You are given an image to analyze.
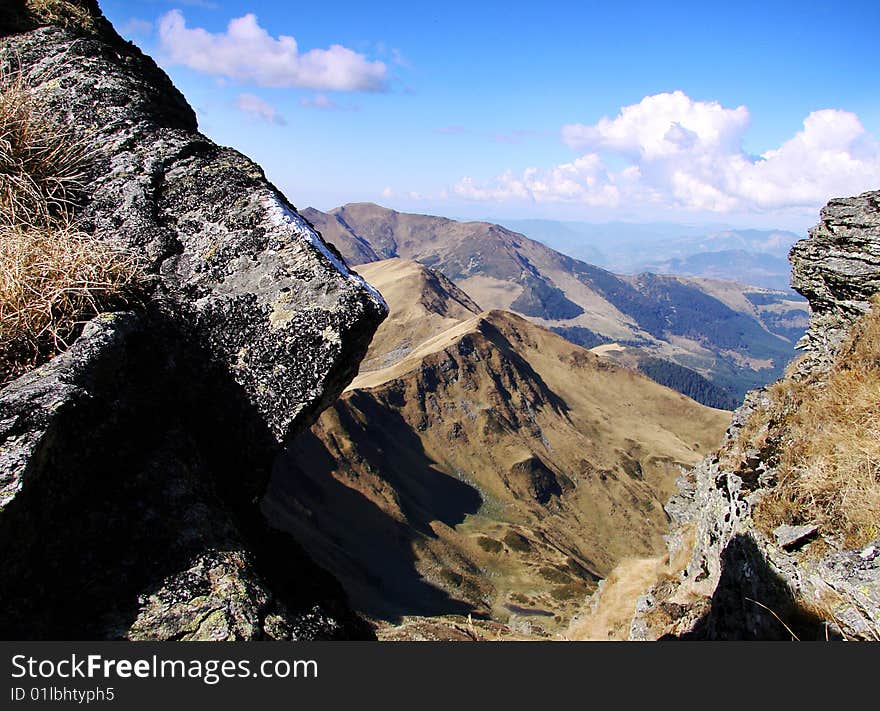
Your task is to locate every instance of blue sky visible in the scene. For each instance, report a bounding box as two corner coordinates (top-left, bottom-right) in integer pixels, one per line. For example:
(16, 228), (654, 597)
(102, 1), (880, 231)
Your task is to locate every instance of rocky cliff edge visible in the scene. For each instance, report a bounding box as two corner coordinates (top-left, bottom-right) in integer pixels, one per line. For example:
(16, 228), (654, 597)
(0, 0), (387, 639)
(630, 190), (880, 641)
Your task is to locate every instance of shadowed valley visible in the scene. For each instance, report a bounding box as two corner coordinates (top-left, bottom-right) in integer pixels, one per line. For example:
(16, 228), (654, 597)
(264, 258), (730, 637)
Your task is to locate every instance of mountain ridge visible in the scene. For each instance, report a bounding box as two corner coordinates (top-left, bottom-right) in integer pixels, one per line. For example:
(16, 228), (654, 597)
(305, 202), (809, 405)
(264, 257), (730, 635)
(493, 218), (802, 290)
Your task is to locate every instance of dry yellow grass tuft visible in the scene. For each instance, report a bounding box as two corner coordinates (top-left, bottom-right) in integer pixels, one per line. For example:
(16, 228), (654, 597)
(0, 65), (140, 383)
(24, 0), (96, 32)
(0, 66), (91, 227)
(751, 296), (880, 547)
(0, 223), (140, 381)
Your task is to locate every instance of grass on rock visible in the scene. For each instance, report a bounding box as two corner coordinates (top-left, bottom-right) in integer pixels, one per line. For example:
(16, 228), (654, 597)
(743, 297), (880, 548)
(0, 64), (140, 383)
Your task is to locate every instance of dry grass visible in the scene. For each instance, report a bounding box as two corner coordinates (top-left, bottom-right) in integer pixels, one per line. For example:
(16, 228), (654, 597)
(25, 1), (96, 32)
(0, 64), (141, 383)
(0, 66), (91, 228)
(0, 2), (98, 47)
(565, 556), (666, 640)
(806, 588), (880, 642)
(751, 297), (880, 548)
(0, 223), (140, 381)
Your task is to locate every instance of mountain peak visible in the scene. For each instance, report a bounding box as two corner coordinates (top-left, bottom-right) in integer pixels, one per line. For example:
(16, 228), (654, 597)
(350, 258), (481, 377)
(333, 201), (393, 213)
(305, 204), (807, 403)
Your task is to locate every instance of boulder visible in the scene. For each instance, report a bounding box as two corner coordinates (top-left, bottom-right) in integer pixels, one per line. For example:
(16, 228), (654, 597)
(0, 1), (386, 639)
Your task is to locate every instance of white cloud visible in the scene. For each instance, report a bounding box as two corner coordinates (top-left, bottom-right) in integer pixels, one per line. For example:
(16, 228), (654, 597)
(455, 157), (622, 207)
(236, 93), (286, 125)
(562, 90), (750, 159)
(157, 10), (388, 91)
(299, 94), (356, 111)
(381, 187), (395, 198)
(730, 110), (880, 209)
(455, 91), (880, 214)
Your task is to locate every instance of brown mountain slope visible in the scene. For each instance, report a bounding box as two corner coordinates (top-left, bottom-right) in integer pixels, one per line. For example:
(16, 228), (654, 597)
(352, 258), (481, 373)
(300, 206), (381, 266)
(306, 203), (808, 405)
(263, 260), (729, 636)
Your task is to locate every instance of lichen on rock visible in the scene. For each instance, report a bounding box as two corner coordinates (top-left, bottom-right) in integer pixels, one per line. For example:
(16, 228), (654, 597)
(790, 191), (880, 367)
(0, 0), (386, 639)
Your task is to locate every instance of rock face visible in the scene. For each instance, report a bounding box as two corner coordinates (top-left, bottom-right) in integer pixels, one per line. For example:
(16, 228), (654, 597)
(790, 191), (880, 366)
(630, 190), (880, 641)
(0, 1), (386, 639)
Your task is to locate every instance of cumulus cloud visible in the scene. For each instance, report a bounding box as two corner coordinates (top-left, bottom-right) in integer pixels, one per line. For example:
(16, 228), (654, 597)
(157, 10), (388, 91)
(562, 91), (750, 159)
(236, 93), (286, 125)
(455, 157), (623, 207)
(455, 91), (880, 214)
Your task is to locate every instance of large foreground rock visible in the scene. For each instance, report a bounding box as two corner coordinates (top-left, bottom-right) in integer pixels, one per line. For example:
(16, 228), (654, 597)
(0, 1), (386, 639)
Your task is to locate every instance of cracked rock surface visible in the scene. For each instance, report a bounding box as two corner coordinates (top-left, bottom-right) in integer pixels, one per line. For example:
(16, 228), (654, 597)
(790, 190), (880, 367)
(0, 1), (386, 639)
(630, 190), (880, 641)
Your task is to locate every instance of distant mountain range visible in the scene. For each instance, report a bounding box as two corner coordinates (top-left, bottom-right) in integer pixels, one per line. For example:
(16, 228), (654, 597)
(303, 203), (809, 404)
(495, 219), (802, 291)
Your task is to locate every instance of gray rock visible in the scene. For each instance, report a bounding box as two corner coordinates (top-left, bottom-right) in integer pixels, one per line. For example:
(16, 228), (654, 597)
(774, 524), (819, 551)
(2, 20), (386, 442)
(0, 2), (386, 639)
(809, 538), (880, 641)
(630, 189), (880, 641)
(790, 190), (880, 369)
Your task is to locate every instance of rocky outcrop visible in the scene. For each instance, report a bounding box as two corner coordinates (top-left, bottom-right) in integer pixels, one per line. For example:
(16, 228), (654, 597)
(630, 190), (880, 641)
(790, 190), (880, 366)
(0, 1), (386, 639)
